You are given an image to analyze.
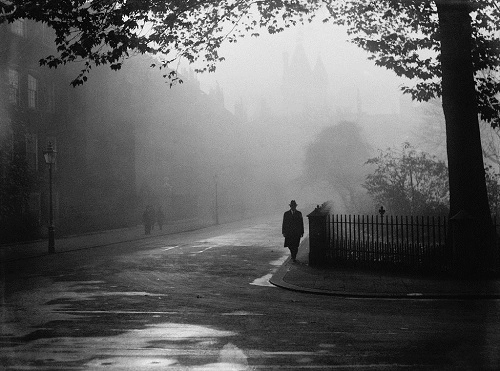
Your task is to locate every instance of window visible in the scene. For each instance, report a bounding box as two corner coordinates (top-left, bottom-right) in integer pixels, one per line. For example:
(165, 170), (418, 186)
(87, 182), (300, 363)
(0, 122), (14, 179)
(8, 69), (19, 105)
(40, 22), (54, 45)
(28, 74), (38, 109)
(25, 133), (38, 172)
(10, 19), (27, 37)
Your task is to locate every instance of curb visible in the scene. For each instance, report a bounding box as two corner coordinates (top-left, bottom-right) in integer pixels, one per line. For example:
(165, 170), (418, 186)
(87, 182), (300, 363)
(269, 250), (500, 300)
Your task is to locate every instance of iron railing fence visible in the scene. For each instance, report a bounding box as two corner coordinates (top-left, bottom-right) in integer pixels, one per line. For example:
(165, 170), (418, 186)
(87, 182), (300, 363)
(327, 214), (451, 272)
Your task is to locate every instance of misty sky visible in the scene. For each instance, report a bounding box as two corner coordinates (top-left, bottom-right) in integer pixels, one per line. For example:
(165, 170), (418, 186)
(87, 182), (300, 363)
(192, 18), (409, 117)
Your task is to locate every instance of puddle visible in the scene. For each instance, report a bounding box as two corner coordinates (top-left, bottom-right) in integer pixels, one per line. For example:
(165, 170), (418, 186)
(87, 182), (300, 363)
(221, 311), (263, 316)
(3, 322), (247, 370)
(0, 280), (170, 337)
(250, 274), (275, 287)
(96, 291), (169, 297)
(2, 278), (253, 369)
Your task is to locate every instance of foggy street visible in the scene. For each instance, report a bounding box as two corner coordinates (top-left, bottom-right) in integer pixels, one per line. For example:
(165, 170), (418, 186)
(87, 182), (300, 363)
(2, 2), (500, 370)
(1, 215), (499, 370)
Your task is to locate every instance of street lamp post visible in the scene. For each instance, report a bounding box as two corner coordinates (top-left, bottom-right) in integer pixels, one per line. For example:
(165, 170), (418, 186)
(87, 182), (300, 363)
(43, 142), (57, 253)
(214, 174), (219, 225)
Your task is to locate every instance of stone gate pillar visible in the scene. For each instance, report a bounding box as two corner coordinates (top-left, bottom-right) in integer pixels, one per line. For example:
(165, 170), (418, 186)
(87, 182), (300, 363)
(307, 204), (330, 267)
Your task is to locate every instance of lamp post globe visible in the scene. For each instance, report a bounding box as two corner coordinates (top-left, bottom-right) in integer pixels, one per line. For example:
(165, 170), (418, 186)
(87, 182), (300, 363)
(43, 142), (57, 253)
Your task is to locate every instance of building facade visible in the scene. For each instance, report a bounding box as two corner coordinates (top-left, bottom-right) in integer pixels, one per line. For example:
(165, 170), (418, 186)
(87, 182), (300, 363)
(1, 20), (256, 243)
(0, 19), (79, 242)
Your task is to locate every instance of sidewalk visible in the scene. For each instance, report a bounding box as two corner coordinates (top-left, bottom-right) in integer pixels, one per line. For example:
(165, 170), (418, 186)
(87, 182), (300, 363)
(0, 218), (210, 263)
(270, 238), (500, 299)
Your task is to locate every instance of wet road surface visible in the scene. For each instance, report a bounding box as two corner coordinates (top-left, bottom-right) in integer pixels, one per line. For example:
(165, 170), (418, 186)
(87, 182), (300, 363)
(1, 216), (500, 369)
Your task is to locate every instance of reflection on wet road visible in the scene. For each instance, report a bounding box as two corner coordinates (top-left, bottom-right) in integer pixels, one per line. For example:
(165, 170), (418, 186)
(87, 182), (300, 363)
(1, 217), (293, 369)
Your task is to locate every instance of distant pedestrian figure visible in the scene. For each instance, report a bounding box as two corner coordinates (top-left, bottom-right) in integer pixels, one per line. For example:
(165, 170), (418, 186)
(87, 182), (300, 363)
(282, 200), (304, 262)
(143, 205), (153, 235)
(156, 206), (165, 230)
(149, 205), (156, 231)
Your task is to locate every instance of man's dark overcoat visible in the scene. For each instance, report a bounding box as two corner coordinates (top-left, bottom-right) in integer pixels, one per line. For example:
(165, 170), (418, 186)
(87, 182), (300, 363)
(282, 210), (304, 248)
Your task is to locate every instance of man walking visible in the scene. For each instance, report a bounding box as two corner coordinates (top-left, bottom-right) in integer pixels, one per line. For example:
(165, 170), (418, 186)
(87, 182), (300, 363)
(156, 206), (165, 230)
(282, 200), (304, 262)
(142, 205), (153, 235)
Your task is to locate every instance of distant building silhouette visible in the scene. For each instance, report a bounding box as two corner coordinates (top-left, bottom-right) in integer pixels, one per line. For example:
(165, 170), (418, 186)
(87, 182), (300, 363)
(209, 81), (224, 108)
(356, 88), (364, 120)
(311, 56), (329, 112)
(281, 42), (329, 116)
(234, 97), (248, 123)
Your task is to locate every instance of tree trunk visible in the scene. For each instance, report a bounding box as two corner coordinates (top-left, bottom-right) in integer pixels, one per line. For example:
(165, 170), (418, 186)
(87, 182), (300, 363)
(436, 0), (496, 275)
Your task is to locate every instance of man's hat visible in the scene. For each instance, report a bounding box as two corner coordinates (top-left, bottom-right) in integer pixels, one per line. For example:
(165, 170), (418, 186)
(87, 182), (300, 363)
(289, 200), (297, 207)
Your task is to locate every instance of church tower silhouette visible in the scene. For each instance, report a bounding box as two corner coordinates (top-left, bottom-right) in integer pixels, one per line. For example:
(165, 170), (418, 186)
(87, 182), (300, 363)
(281, 41), (329, 116)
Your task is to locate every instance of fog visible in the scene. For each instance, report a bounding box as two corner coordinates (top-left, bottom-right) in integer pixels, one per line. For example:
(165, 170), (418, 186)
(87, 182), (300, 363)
(195, 21), (405, 117)
(1, 18), (430, 242)
(186, 19), (419, 213)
